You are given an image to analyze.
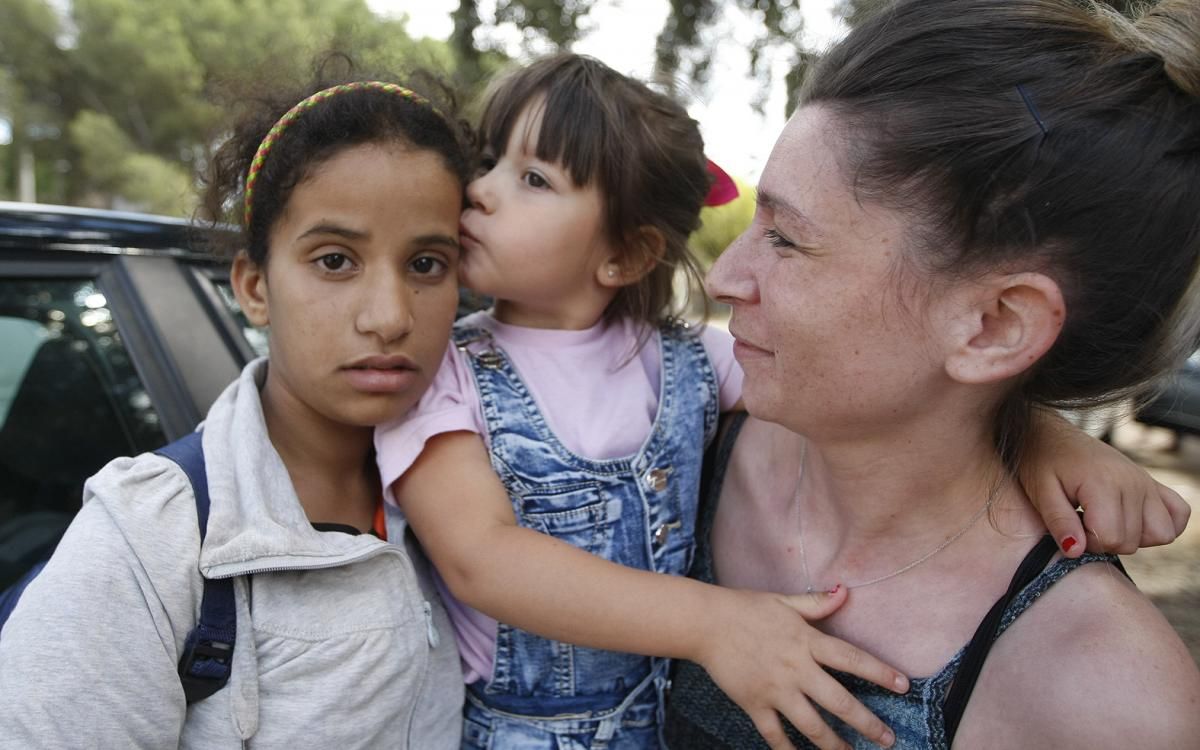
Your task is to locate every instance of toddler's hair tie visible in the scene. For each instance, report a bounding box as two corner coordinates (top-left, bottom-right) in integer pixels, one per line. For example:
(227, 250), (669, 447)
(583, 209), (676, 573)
(704, 159), (739, 207)
(243, 81), (443, 227)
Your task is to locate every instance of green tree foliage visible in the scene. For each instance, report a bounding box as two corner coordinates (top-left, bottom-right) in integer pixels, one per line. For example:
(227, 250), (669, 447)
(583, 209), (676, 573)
(452, 0), (487, 85)
(0, 0), (1149, 212)
(448, 0), (585, 117)
(653, 0), (722, 93)
(0, 0), (454, 213)
(495, 0), (594, 50)
(654, 0), (804, 111)
(448, 0), (517, 118)
(654, 0), (1146, 119)
(69, 110), (194, 215)
(691, 177), (755, 267)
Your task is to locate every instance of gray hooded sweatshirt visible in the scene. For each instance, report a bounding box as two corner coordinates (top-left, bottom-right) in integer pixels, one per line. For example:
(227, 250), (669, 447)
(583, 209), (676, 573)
(0, 359), (464, 749)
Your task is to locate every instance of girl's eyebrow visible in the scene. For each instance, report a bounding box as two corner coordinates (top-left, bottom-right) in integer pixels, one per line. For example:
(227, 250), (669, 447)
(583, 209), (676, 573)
(413, 233), (461, 251)
(297, 223), (459, 251)
(296, 222), (368, 242)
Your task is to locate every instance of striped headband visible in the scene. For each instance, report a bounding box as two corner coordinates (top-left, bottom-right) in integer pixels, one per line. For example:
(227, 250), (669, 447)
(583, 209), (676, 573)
(243, 81), (443, 227)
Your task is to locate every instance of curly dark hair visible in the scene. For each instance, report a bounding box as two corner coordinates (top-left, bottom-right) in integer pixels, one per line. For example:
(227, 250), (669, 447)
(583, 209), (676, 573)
(201, 55), (473, 266)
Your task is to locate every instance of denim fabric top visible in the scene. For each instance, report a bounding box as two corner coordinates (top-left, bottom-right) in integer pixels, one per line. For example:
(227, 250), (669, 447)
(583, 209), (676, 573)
(455, 321), (721, 718)
(664, 412), (1122, 749)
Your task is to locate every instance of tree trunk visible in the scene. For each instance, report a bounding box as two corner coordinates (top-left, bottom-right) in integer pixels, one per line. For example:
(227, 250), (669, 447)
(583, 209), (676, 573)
(17, 143), (35, 202)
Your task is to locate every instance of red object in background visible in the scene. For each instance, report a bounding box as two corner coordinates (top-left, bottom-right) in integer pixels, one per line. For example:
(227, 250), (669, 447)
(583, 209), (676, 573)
(704, 159), (739, 207)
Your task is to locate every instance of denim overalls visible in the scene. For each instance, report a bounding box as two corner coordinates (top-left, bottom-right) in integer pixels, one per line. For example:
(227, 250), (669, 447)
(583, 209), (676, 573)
(454, 320), (720, 750)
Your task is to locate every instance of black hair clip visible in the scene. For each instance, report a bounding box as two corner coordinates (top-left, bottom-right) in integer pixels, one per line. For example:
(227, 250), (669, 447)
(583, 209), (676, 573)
(1016, 83), (1049, 138)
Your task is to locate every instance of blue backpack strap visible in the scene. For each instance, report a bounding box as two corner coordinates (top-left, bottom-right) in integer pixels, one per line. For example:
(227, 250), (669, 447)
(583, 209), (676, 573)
(155, 430), (236, 704)
(0, 559), (50, 630)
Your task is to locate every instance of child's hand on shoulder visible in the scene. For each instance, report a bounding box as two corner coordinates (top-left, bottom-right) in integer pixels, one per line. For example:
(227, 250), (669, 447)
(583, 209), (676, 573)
(697, 585), (906, 750)
(1021, 411), (1190, 557)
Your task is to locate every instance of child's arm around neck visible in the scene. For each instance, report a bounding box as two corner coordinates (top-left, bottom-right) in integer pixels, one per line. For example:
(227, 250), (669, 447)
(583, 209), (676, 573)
(393, 430), (908, 749)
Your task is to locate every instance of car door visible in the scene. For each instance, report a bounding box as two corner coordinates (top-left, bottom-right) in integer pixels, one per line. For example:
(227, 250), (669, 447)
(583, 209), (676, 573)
(0, 248), (246, 590)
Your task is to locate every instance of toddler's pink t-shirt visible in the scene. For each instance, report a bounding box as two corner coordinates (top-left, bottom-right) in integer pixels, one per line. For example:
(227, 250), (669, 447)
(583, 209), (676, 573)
(375, 311), (743, 683)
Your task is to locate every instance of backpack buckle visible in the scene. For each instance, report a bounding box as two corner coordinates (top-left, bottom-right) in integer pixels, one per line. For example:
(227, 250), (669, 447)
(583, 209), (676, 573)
(177, 628), (235, 703)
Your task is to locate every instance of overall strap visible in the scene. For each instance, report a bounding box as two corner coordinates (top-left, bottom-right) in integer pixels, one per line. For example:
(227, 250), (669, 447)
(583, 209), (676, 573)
(942, 534), (1129, 744)
(451, 324), (556, 460)
(453, 321), (621, 479)
(155, 431), (236, 704)
(657, 322), (722, 451)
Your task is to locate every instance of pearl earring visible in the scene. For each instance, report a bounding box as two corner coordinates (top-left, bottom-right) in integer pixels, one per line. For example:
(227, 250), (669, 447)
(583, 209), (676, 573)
(607, 267), (617, 278)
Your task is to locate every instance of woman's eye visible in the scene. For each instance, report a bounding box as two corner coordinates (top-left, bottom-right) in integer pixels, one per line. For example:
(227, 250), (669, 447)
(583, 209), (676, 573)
(763, 228), (794, 249)
(318, 253), (352, 271)
(410, 256), (447, 276)
(523, 171), (548, 189)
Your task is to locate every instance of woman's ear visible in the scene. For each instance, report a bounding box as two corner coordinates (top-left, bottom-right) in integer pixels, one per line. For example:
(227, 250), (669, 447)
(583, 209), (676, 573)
(597, 226), (666, 288)
(943, 272), (1065, 384)
(231, 251), (270, 328)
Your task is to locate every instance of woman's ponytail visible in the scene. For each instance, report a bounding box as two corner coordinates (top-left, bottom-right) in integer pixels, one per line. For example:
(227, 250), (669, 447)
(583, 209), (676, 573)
(1096, 0), (1200, 97)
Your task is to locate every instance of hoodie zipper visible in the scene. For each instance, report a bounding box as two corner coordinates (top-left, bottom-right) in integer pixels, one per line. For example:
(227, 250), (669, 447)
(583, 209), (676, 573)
(202, 537), (398, 580)
(209, 537), (445, 746)
(404, 605), (435, 746)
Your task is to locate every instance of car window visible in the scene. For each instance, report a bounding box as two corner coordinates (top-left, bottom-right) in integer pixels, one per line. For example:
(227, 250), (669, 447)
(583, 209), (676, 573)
(0, 318), (43, 425)
(0, 278), (166, 590)
(212, 280), (269, 358)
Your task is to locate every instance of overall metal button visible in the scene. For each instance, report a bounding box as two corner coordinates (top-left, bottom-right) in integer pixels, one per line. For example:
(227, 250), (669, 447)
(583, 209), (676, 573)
(644, 467), (671, 492)
(475, 351), (504, 368)
(653, 521), (682, 547)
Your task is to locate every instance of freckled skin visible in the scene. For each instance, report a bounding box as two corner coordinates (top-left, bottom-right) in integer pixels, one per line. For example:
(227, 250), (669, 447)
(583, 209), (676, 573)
(706, 107), (951, 441)
(253, 145), (464, 431)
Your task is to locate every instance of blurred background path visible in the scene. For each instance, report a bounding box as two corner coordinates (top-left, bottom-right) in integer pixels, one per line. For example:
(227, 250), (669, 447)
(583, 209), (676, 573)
(1112, 422), (1200, 665)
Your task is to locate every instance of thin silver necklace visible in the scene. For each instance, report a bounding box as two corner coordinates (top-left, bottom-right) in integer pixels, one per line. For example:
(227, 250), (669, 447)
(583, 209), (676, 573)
(793, 452), (996, 593)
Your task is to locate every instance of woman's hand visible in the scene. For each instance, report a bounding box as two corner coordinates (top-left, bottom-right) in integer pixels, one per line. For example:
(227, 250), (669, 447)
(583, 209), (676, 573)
(1022, 411), (1190, 556)
(697, 585), (907, 750)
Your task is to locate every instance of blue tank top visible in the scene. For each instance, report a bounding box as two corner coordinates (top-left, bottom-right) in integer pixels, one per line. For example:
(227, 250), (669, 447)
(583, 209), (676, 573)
(664, 413), (1127, 749)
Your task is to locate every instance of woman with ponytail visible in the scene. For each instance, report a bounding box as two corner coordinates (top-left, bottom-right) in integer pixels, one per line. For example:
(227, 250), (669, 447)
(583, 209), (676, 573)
(666, 1), (1200, 747)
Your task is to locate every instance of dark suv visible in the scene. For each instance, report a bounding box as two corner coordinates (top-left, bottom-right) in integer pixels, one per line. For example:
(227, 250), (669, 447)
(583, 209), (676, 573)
(0, 202), (263, 591)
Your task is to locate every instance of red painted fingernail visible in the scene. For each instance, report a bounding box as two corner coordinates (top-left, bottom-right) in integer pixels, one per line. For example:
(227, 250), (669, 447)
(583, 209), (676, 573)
(1061, 536), (1078, 553)
(826, 584), (841, 595)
